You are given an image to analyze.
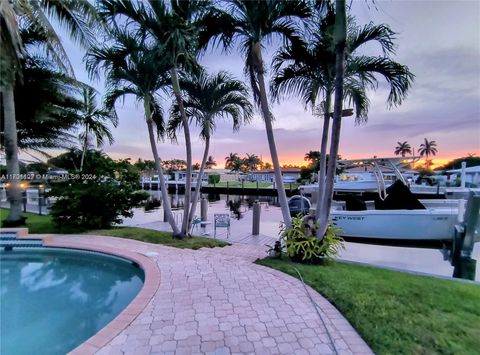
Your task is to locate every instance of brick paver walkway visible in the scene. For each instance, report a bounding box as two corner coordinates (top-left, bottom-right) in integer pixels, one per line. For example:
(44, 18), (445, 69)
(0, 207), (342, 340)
(51, 235), (372, 355)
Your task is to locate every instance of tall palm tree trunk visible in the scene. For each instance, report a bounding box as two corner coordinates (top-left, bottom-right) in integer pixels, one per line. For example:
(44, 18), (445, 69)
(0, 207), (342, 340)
(144, 98), (181, 236)
(318, 0), (347, 238)
(170, 67), (192, 237)
(188, 136), (210, 228)
(316, 92), (332, 221)
(254, 44), (292, 227)
(79, 125), (89, 171)
(2, 82), (22, 222)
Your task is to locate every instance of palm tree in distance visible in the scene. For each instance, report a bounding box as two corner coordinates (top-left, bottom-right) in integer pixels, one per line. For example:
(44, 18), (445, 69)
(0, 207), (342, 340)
(225, 153), (240, 170)
(245, 153), (262, 171)
(98, 0), (221, 237)
(168, 70), (252, 227)
(86, 28), (181, 236)
(1, 0), (98, 223)
(79, 88), (118, 171)
(205, 156), (217, 169)
(199, 0), (311, 227)
(394, 141), (412, 157)
(418, 138), (438, 164)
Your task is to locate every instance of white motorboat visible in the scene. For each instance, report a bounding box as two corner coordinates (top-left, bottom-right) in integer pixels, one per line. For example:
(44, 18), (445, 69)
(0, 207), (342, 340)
(330, 203), (459, 241)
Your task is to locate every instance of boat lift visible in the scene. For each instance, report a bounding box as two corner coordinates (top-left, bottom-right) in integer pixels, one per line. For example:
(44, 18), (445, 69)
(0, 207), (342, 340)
(451, 191), (480, 280)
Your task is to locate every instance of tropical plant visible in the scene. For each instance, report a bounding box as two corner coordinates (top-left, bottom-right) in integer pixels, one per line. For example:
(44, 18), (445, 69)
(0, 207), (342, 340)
(244, 153), (262, 171)
(85, 27), (181, 236)
(279, 216), (344, 262)
(208, 174), (220, 184)
(273, 2), (414, 237)
(98, 0), (220, 237)
(0, 0), (98, 224)
(199, 0), (312, 228)
(225, 153), (240, 170)
(78, 87), (118, 171)
(14, 55), (84, 152)
(394, 141), (412, 157)
(205, 156), (217, 169)
(418, 138), (438, 160)
(48, 151), (148, 229)
(169, 70), (252, 227)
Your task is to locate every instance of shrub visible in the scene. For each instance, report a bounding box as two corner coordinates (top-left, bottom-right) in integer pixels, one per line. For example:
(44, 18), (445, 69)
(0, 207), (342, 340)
(279, 215), (344, 263)
(48, 181), (148, 229)
(208, 174), (220, 184)
(47, 151), (148, 229)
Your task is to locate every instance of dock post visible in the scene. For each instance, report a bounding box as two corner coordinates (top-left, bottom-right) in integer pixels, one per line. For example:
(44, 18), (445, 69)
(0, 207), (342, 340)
(22, 191), (27, 212)
(252, 200), (261, 235)
(460, 162), (467, 188)
(201, 198), (208, 222)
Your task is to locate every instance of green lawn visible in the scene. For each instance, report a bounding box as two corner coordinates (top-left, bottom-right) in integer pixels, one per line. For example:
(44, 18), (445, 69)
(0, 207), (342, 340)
(0, 208), (228, 249)
(257, 258), (480, 355)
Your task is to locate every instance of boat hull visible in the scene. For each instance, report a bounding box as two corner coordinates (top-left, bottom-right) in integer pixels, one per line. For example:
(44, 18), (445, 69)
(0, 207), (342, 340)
(330, 209), (458, 240)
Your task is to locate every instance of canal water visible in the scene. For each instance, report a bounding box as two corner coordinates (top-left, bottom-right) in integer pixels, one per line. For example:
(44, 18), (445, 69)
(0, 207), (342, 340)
(121, 191), (480, 282)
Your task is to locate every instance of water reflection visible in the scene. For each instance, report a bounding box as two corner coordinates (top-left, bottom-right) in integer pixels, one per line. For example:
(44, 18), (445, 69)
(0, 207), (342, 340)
(0, 249), (144, 355)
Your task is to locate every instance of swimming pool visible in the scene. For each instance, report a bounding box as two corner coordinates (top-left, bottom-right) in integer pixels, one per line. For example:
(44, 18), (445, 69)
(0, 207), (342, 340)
(0, 247), (144, 355)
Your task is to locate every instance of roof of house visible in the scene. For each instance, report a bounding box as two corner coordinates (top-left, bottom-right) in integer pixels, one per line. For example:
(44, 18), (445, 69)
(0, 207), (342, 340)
(447, 166), (480, 174)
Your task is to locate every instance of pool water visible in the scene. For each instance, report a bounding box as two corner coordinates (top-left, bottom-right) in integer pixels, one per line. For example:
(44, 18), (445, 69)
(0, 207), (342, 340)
(0, 248), (144, 355)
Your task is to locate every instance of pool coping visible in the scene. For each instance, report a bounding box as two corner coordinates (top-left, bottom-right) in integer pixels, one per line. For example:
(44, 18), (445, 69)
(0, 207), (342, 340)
(10, 231), (160, 355)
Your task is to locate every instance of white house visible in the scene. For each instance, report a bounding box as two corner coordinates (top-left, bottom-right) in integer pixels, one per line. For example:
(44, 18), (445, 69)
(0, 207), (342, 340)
(248, 168), (301, 183)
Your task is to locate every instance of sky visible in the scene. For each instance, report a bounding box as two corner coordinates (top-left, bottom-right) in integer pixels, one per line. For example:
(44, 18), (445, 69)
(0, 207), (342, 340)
(34, 0), (480, 169)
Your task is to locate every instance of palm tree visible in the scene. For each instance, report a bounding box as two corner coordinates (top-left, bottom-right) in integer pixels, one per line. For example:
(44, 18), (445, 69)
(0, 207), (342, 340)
(98, 0), (220, 237)
(168, 70), (252, 228)
(199, 0), (311, 227)
(244, 153), (262, 171)
(225, 153), (240, 170)
(79, 87), (118, 171)
(273, 3), (414, 236)
(205, 156), (217, 169)
(304, 150), (321, 165)
(1, 0), (97, 223)
(86, 28), (181, 236)
(418, 138), (438, 161)
(394, 141), (412, 157)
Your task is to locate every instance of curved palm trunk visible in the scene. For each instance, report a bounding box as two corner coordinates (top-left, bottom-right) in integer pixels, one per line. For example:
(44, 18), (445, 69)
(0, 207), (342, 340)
(315, 92), (332, 221)
(79, 125), (89, 171)
(318, 0), (347, 239)
(2, 82), (22, 222)
(144, 98), (180, 236)
(255, 45), (292, 227)
(171, 67), (192, 237)
(188, 136), (210, 228)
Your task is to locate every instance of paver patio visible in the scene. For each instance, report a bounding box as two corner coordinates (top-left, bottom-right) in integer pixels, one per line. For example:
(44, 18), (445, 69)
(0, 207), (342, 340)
(46, 235), (372, 355)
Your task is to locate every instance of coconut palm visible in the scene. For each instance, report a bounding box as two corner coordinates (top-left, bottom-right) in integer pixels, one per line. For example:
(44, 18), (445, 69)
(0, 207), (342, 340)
(168, 70), (253, 227)
(79, 87), (118, 171)
(394, 141), (412, 157)
(304, 150), (321, 166)
(244, 153), (262, 171)
(85, 28), (181, 236)
(225, 153), (240, 170)
(1, 0), (97, 223)
(199, 0), (311, 227)
(98, 0), (220, 237)
(15, 55), (84, 153)
(418, 138), (438, 160)
(205, 156), (217, 169)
